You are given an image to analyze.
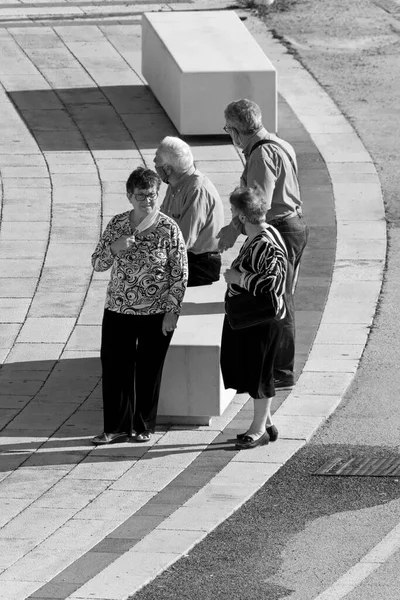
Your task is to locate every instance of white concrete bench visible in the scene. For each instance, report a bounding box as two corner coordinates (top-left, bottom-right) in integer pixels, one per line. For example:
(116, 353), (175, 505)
(141, 10), (277, 135)
(158, 278), (236, 426)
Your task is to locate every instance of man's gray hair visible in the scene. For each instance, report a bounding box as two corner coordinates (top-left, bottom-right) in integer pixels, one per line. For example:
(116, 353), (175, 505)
(224, 99), (263, 135)
(158, 136), (194, 171)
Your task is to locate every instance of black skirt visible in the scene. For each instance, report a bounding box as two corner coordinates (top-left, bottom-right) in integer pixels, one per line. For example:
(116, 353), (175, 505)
(220, 316), (284, 399)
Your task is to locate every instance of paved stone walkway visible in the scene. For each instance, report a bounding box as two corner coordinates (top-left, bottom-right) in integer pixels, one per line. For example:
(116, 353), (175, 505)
(0, 2), (385, 600)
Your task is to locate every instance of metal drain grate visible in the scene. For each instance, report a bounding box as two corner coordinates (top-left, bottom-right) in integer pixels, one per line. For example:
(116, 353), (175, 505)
(313, 456), (400, 477)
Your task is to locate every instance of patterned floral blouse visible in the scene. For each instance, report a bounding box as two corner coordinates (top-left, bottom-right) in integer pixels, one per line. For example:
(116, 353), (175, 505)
(227, 225), (287, 316)
(92, 211), (188, 315)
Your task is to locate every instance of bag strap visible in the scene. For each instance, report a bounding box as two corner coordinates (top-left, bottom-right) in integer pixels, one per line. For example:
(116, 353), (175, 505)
(249, 139), (298, 176)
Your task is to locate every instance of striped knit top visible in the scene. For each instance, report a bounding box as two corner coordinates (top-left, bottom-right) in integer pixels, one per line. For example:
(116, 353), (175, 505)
(227, 225), (288, 317)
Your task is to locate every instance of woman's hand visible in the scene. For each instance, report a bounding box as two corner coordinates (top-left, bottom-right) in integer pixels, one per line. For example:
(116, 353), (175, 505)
(217, 223), (240, 252)
(224, 268), (242, 286)
(162, 312), (178, 336)
(111, 235), (135, 255)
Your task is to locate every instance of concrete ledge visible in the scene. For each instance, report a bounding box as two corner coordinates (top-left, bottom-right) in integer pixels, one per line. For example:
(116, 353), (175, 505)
(159, 279), (235, 425)
(141, 10), (277, 134)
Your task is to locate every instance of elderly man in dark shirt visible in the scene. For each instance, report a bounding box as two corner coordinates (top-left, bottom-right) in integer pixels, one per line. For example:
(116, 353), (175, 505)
(218, 99), (309, 389)
(154, 136), (224, 287)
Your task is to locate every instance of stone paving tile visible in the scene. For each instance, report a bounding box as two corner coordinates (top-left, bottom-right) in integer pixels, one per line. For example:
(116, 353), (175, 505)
(0, 395), (31, 410)
(0, 241), (47, 260)
(0, 520), (122, 590)
(2, 403), (72, 432)
(74, 490), (156, 521)
(0, 222), (49, 241)
(0, 379), (43, 396)
(22, 451), (89, 470)
(0, 298), (31, 323)
(315, 323), (371, 345)
(0, 154), (47, 167)
(18, 318), (76, 344)
(29, 292), (87, 319)
(332, 260), (384, 282)
(0, 504), (76, 542)
(2, 177), (49, 190)
(277, 393), (342, 418)
(338, 219), (386, 240)
(35, 478), (111, 511)
(0, 535), (40, 570)
(0, 580), (42, 600)
(38, 266), (93, 294)
(110, 463), (183, 493)
(65, 326), (101, 351)
(295, 371), (354, 396)
(0, 260), (42, 279)
(0, 323), (21, 347)
(2, 184), (51, 200)
(67, 456), (135, 481)
(304, 359), (360, 373)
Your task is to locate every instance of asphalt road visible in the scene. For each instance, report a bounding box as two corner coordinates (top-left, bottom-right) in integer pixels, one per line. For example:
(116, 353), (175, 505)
(130, 1), (400, 598)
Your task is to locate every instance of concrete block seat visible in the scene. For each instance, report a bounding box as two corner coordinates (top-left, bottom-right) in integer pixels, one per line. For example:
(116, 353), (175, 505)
(158, 278), (235, 426)
(141, 11), (277, 135)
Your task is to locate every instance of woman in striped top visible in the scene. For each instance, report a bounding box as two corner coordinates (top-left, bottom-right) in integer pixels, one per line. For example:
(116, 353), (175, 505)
(220, 186), (287, 449)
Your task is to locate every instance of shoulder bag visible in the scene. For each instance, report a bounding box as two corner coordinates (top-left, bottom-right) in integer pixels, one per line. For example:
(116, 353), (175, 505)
(225, 290), (285, 330)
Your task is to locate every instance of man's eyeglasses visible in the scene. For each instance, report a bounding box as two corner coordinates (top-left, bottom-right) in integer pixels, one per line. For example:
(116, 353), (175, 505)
(134, 192), (158, 201)
(223, 125), (234, 134)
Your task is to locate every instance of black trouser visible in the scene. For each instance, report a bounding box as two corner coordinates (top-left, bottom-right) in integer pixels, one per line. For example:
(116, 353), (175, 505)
(187, 251), (221, 287)
(270, 213), (309, 380)
(100, 309), (173, 435)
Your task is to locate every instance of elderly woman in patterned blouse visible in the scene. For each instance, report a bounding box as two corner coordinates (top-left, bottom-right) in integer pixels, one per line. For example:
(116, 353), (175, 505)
(91, 167), (188, 445)
(221, 186), (287, 450)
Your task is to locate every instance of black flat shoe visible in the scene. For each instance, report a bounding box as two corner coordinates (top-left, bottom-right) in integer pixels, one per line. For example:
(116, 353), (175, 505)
(235, 431), (270, 449)
(91, 432), (129, 445)
(237, 425), (278, 443)
(274, 378), (294, 389)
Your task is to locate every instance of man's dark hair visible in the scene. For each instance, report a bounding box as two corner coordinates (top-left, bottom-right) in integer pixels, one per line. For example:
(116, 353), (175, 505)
(126, 167), (161, 195)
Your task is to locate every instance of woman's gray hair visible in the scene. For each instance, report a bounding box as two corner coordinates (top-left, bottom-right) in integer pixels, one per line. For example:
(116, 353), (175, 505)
(229, 185), (268, 224)
(224, 99), (263, 135)
(157, 136), (194, 172)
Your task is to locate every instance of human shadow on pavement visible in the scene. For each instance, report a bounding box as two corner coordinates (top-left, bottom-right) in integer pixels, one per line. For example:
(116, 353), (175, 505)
(0, 355), (241, 473)
(7, 86), (233, 153)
